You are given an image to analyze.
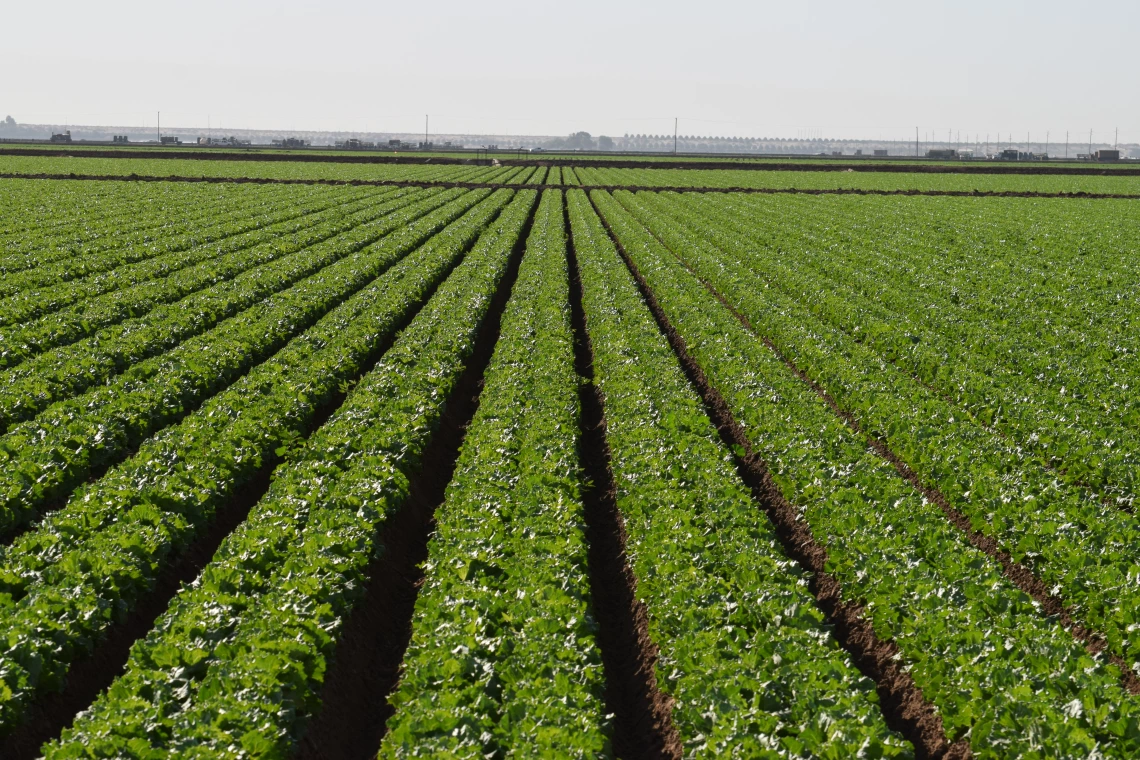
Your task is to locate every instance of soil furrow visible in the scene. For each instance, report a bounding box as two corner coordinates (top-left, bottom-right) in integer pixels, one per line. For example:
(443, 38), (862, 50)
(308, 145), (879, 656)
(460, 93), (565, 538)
(563, 192), (683, 760)
(632, 205), (1140, 698)
(0, 197), (512, 759)
(2, 174), (1139, 200)
(0, 199), (444, 549)
(0, 386), (365, 760)
(291, 194), (538, 760)
(584, 191), (968, 760)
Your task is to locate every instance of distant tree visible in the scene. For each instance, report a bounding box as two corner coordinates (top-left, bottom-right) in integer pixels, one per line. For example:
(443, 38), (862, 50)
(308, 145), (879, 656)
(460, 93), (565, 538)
(598, 135), (614, 151)
(544, 131), (597, 151)
(565, 131), (595, 150)
(3, 116), (14, 126)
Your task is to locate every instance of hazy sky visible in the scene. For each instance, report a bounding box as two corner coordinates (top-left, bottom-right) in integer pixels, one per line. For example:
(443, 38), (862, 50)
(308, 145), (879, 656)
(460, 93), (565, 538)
(3, 0), (1136, 142)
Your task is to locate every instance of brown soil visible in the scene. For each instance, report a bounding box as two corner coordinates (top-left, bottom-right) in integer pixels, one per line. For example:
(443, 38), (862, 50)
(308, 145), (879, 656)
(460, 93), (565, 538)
(563, 191), (683, 760)
(0, 195), (519, 757)
(585, 192), (969, 759)
(0, 192), (447, 549)
(292, 193), (537, 760)
(630, 206), (1140, 699)
(3, 147), (1137, 176)
(0, 455), (273, 759)
(531, 159), (1140, 176)
(3, 173), (1140, 200)
(0, 148), (474, 165)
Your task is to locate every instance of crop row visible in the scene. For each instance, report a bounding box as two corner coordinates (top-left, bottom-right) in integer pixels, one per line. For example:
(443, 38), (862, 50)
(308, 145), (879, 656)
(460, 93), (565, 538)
(0, 186), (476, 542)
(0, 164), (508, 257)
(0, 184), (329, 297)
(0, 185), (387, 367)
(694, 192), (1140, 504)
(567, 189), (910, 757)
(0, 185), (374, 331)
(571, 165), (1140, 195)
(0, 156), (520, 184)
(0, 180), (164, 238)
(0, 188), (513, 733)
(44, 189), (537, 758)
(0, 183), (300, 266)
(616, 189), (1140, 674)
(0, 186), (441, 436)
(596, 188), (1140, 755)
(379, 190), (611, 757)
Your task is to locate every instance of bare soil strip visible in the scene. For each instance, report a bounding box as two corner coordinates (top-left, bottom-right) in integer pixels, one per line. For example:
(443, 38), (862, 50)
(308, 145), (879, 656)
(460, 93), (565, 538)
(3, 173), (1139, 200)
(292, 195), (537, 760)
(635, 208), (1140, 699)
(585, 193), (969, 760)
(533, 159), (1140, 176)
(563, 192), (683, 760)
(3, 148), (1138, 176)
(0, 148), (471, 165)
(0, 199), (514, 760)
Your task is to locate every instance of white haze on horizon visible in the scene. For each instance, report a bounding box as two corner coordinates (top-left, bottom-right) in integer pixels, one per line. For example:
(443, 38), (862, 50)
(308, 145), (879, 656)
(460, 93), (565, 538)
(2, 0), (1136, 144)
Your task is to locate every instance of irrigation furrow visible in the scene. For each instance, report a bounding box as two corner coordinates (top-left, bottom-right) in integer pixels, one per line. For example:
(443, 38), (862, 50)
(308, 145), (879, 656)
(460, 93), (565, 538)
(563, 191), (683, 760)
(294, 192), (538, 760)
(0, 188), (443, 434)
(0, 188), (393, 367)
(0, 190), (513, 751)
(647, 225), (1140, 696)
(0, 189), (483, 542)
(584, 192), (965, 759)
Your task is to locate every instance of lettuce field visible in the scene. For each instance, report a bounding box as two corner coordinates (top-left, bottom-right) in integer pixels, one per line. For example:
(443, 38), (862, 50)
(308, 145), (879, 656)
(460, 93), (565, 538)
(0, 156), (1138, 759)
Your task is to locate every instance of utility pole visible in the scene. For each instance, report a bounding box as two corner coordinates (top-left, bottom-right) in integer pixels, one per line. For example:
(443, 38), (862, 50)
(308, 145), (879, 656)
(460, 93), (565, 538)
(1115, 127), (1119, 149)
(425, 115), (429, 148)
(157, 111), (160, 142)
(915, 126), (919, 157)
(1065, 131), (1069, 159)
(674, 117), (678, 155)
(1045, 131), (1049, 159)
(1089, 129), (1093, 155)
